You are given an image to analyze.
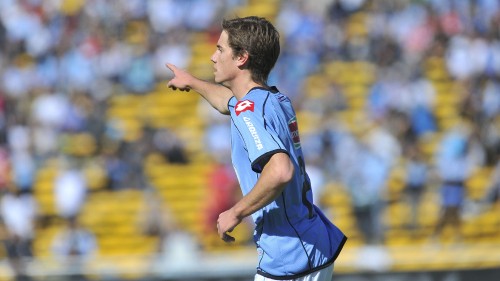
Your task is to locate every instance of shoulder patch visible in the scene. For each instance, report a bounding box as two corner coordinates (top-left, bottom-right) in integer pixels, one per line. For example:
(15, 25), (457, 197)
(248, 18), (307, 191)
(288, 117), (301, 149)
(235, 100), (255, 116)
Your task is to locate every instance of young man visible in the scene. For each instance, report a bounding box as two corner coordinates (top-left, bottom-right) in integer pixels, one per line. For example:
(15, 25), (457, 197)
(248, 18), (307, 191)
(166, 16), (346, 281)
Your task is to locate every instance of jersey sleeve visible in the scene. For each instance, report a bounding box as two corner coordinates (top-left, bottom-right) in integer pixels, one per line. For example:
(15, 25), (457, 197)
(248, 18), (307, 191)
(231, 95), (288, 173)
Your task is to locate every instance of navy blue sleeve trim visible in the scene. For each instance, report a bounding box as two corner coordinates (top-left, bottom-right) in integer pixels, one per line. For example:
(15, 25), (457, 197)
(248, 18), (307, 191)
(256, 235), (347, 280)
(251, 149), (289, 173)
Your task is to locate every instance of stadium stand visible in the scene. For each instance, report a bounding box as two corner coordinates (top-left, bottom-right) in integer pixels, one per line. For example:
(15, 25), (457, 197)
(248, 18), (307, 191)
(1, 0), (500, 280)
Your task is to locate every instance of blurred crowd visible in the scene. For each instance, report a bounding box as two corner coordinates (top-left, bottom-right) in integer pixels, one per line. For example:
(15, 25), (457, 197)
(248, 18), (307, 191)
(269, 0), (500, 245)
(0, 0), (499, 277)
(0, 0), (241, 278)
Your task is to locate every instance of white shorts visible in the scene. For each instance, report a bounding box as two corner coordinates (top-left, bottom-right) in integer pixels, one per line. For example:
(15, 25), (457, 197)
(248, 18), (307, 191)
(254, 263), (334, 281)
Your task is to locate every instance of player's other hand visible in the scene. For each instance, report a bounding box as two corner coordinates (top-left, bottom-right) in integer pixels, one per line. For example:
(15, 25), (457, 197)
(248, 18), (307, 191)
(165, 63), (191, 92)
(217, 209), (241, 243)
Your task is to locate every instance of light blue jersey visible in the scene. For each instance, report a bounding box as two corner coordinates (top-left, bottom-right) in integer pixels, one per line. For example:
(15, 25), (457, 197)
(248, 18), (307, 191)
(228, 87), (347, 279)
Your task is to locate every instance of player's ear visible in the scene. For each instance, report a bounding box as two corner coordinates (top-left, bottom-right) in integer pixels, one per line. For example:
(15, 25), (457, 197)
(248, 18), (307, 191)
(236, 51), (249, 67)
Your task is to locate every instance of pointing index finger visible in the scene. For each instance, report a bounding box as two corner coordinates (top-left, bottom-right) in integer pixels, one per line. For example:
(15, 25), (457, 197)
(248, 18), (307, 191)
(165, 63), (176, 72)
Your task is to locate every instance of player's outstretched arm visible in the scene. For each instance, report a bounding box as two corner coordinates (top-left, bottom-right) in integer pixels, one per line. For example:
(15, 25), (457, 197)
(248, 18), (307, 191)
(166, 63), (233, 115)
(217, 152), (294, 242)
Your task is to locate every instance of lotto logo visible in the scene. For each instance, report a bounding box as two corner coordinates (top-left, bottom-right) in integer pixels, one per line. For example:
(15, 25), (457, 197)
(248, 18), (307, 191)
(235, 100), (254, 116)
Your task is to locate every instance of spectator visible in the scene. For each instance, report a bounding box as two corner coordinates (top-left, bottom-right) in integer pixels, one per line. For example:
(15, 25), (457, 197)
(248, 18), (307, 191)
(0, 185), (38, 280)
(403, 143), (428, 232)
(353, 142), (390, 245)
(333, 126), (389, 245)
(103, 149), (130, 191)
(152, 128), (189, 164)
(54, 159), (87, 220)
(120, 30), (155, 94)
(432, 126), (475, 243)
(51, 216), (97, 258)
(0, 147), (11, 192)
(477, 149), (500, 212)
(51, 216), (97, 281)
(137, 187), (177, 253)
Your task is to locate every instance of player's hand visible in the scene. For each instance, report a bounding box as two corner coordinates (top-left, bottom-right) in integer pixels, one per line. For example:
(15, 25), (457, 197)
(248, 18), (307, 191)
(165, 63), (191, 92)
(217, 209), (241, 243)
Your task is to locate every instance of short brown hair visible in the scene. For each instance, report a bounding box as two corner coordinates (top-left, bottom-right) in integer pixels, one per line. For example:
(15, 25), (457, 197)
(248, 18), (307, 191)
(222, 16), (280, 86)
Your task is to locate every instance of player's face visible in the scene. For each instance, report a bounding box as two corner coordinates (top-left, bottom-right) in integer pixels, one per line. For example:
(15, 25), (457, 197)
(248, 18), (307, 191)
(211, 31), (239, 85)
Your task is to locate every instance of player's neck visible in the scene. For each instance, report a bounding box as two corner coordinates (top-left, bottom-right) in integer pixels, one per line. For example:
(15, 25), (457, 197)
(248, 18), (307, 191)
(228, 75), (262, 100)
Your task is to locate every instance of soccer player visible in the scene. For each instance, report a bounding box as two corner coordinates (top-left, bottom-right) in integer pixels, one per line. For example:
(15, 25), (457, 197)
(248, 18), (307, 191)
(166, 16), (346, 281)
